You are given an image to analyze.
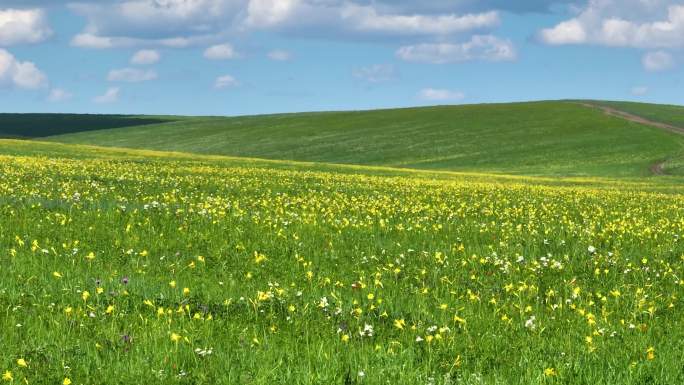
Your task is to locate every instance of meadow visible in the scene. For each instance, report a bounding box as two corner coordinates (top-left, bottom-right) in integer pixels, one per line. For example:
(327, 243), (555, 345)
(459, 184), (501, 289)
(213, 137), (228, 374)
(2, 136), (684, 384)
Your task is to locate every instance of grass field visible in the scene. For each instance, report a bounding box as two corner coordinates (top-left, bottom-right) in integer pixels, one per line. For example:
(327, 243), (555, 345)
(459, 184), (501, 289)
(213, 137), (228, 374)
(2, 139), (684, 384)
(42, 101), (684, 178)
(2, 100), (684, 384)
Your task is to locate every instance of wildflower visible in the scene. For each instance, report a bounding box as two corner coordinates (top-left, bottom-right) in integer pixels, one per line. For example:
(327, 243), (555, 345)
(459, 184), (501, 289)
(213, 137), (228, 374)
(86, 252), (95, 260)
(393, 319), (406, 330)
(63, 378), (72, 385)
(544, 368), (557, 377)
(170, 333), (182, 343)
(169, 281), (176, 288)
(647, 347), (655, 360)
(105, 305), (114, 315)
(341, 334), (350, 343)
(82, 291), (90, 302)
(360, 324), (374, 337)
(64, 307), (73, 315)
(588, 246), (596, 254)
(2, 371), (12, 382)
(16, 359), (27, 368)
(183, 287), (190, 296)
(53, 271), (63, 279)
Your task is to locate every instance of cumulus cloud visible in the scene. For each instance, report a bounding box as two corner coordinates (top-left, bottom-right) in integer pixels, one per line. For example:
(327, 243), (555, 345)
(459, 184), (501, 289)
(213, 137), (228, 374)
(214, 74), (239, 89)
(107, 68), (158, 82)
(68, 0), (503, 48)
(131, 49), (160, 65)
(94, 87), (120, 103)
(0, 8), (52, 46)
(397, 35), (516, 64)
(642, 51), (675, 71)
(47, 88), (73, 102)
(0, 49), (48, 89)
(353, 64), (396, 83)
(268, 49), (292, 61)
(204, 43), (239, 60)
(539, 1), (684, 49)
(418, 88), (465, 101)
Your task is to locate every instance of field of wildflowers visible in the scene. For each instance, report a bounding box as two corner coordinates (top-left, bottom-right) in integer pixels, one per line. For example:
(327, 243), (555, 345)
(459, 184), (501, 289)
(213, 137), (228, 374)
(2, 140), (684, 384)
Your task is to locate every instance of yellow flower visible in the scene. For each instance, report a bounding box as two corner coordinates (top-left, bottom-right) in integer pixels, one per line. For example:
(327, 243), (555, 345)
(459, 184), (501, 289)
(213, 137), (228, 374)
(105, 305), (114, 315)
(82, 291), (90, 302)
(170, 333), (181, 343)
(544, 368), (557, 377)
(393, 319), (406, 330)
(85, 252), (95, 260)
(16, 359), (27, 368)
(169, 281), (176, 288)
(183, 287), (190, 296)
(52, 271), (63, 279)
(64, 307), (73, 315)
(63, 378), (72, 385)
(96, 287), (104, 295)
(647, 347), (655, 360)
(367, 293), (375, 300)
(2, 371), (12, 381)
(341, 334), (350, 343)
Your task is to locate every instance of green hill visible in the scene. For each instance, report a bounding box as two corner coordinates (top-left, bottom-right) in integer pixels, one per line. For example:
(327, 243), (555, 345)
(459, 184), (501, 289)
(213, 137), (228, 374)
(0, 113), (171, 139)
(11, 101), (684, 177)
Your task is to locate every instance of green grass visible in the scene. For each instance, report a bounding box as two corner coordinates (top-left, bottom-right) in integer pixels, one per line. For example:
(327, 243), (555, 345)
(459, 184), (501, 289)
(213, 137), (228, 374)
(2, 140), (684, 384)
(43, 101), (684, 178)
(591, 101), (684, 128)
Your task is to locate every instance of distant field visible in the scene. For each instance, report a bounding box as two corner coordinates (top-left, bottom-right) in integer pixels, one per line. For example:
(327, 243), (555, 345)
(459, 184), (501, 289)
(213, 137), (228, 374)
(591, 101), (684, 129)
(37, 101), (684, 178)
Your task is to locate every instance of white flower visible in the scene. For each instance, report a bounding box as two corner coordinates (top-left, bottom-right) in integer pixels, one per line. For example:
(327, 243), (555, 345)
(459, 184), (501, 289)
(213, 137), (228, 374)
(415, 336), (424, 342)
(524, 315), (536, 330)
(360, 323), (374, 337)
(588, 246), (596, 254)
(358, 371), (365, 378)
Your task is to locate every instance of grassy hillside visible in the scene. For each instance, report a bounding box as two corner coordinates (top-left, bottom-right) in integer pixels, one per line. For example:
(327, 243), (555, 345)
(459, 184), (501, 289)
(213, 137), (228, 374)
(591, 101), (684, 128)
(44, 101), (684, 178)
(0, 113), (172, 138)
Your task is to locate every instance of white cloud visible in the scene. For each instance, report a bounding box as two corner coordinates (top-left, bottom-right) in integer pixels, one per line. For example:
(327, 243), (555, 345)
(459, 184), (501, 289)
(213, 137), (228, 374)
(539, 1), (684, 49)
(0, 8), (52, 46)
(642, 51), (675, 71)
(94, 87), (120, 103)
(353, 64), (396, 83)
(340, 5), (499, 36)
(215, 74), (239, 89)
(0, 49), (47, 89)
(268, 49), (292, 61)
(204, 43), (239, 60)
(107, 68), (158, 82)
(68, 1), (503, 48)
(631, 86), (648, 95)
(71, 33), (115, 49)
(397, 35), (516, 64)
(47, 88), (73, 102)
(418, 88), (465, 101)
(131, 49), (160, 65)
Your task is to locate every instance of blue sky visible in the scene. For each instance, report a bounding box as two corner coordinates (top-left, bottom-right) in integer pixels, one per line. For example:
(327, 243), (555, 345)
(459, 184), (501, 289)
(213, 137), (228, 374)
(0, 0), (682, 116)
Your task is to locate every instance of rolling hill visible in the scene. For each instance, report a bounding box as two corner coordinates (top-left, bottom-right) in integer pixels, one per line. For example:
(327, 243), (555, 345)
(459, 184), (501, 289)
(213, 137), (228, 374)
(3, 100), (683, 177)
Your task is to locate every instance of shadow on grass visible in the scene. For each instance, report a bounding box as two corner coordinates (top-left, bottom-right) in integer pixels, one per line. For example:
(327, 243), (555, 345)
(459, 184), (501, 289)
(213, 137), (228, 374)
(0, 113), (171, 138)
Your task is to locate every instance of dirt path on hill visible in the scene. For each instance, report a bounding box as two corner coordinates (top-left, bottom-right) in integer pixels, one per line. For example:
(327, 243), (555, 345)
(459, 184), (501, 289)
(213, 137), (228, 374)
(578, 102), (684, 176)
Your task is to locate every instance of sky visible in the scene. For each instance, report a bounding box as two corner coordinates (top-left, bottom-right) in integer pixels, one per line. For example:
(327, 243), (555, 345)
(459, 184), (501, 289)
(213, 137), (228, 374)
(0, 0), (682, 116)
